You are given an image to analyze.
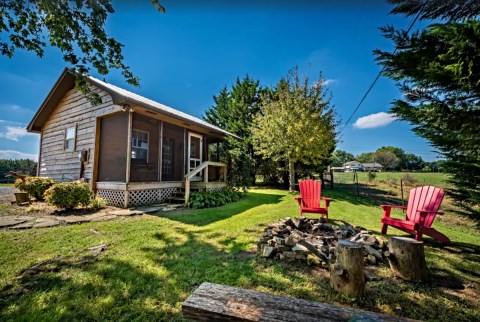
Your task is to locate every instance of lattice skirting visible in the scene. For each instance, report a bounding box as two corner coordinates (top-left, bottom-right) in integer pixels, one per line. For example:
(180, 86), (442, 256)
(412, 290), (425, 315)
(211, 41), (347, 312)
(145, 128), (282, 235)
(97, 188), (178, 208)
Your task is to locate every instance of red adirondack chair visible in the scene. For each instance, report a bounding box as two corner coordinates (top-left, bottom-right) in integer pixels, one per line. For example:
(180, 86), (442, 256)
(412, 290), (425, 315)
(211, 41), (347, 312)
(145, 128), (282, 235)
(295, 179), (331, 222)
(380, 185), (451, 244)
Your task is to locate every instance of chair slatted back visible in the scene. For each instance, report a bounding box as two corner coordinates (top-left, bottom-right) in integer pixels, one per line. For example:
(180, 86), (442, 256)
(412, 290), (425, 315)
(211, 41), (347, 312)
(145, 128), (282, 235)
(299, 179), (322, 208)
(406, 186), (444, 227)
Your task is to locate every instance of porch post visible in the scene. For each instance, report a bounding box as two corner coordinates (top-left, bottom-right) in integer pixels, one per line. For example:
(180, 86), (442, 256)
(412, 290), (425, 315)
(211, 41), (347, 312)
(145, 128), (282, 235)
(124, 107), (133, 208)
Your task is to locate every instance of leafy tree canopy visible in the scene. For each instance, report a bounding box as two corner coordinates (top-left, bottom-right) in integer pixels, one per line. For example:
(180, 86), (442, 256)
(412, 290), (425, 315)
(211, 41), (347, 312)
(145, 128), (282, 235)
(253, 67), (337, 191)
(330, 150), (354, 167)
(0, 0), (164, 102)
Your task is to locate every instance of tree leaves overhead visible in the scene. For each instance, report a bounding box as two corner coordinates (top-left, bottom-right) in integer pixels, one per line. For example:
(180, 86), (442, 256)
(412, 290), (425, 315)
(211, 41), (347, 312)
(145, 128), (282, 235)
(0, 0), (164, 103)
(388, 0), (480, 21)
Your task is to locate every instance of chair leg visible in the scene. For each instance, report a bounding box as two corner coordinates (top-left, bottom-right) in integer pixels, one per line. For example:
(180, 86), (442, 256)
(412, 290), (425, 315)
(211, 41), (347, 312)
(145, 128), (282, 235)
(381, 223), (388, 234)
(422, 227), (451, 244)
(415, 232), (423, 241)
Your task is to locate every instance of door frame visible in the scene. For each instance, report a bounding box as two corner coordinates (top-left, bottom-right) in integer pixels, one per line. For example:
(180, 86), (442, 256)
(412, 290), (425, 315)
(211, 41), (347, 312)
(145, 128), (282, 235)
(187, 132), (203, 177)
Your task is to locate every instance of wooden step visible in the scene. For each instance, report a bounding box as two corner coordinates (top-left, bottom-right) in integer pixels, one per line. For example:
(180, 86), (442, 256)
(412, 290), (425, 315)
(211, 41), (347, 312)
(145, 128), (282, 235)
(168, 196), (186, 204)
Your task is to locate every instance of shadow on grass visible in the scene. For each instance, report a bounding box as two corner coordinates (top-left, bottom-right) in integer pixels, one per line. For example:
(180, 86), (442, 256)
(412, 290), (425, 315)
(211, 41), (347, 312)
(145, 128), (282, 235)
(161, 191), (284, 226)
(328, 184), (404, 206)
(1, 221), (479, 321)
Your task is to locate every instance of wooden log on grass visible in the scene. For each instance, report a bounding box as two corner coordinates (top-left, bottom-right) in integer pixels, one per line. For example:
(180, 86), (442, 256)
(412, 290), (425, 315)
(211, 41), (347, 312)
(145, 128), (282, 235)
(387, 236), (429, 282)
(182, 282), (417, 321)
(329, 240), (365, 297)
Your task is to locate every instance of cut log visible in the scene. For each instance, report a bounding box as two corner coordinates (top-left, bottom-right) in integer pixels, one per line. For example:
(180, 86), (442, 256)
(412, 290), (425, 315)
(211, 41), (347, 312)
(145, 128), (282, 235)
(182, 282), (417, 322)
(388, 236), (430, 282)
(330, 240), (365, 297)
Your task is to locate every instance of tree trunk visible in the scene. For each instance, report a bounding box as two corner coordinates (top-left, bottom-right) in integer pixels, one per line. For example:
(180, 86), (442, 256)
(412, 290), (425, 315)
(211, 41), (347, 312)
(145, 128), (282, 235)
(288, 158), (295, 192)
(330, 240), (365, 297)
(387, 236), (430, 282)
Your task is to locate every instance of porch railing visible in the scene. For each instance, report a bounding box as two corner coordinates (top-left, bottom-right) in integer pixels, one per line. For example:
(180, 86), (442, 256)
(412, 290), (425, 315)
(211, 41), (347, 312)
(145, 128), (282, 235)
(184, 161), (227, 203)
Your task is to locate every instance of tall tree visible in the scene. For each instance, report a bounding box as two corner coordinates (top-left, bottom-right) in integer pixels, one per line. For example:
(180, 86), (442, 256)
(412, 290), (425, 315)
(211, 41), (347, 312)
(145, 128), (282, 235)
(0, 0), (164, 102)
(376, 0), (480, 218)
(204, 76), (264, 188)
(356, 152), (375, 163)
(374, 151), (400, 171)
(253, 67), (337, 191)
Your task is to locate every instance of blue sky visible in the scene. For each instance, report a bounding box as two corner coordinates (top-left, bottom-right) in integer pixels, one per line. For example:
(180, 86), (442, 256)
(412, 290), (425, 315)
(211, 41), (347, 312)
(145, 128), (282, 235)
(0, 0), (441, 161)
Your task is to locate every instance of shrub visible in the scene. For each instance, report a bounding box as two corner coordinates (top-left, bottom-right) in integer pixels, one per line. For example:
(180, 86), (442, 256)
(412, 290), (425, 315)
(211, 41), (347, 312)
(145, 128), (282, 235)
(187, 187), (244, 209)
(26, 205), (40, 213)
(45, 182), (93, 210)
(14, 176), (55, 201)
(367, 172), (377, 182)
(89, 196), (107, 210)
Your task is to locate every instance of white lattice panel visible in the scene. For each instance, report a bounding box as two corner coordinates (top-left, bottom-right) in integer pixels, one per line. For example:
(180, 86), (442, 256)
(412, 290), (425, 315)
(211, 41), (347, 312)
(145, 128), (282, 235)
(128, 188), (177, 207)
(97, 189), (125, 208)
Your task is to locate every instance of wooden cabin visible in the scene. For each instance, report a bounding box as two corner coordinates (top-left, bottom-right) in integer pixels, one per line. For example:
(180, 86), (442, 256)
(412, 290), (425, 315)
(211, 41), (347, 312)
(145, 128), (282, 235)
(27, 69), (236, 208)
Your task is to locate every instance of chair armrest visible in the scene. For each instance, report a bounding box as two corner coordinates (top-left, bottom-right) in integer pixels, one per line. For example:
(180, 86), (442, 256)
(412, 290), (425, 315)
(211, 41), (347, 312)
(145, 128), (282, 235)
(294, 196), (303, 206)
(321, 197), (332, 207)
(380, 205), (406, 218)
(380, 205), (407, 210)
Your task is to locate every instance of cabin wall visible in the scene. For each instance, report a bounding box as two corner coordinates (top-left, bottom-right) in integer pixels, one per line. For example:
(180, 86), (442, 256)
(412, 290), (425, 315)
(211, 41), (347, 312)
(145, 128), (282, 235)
(39, 88), (122, 182)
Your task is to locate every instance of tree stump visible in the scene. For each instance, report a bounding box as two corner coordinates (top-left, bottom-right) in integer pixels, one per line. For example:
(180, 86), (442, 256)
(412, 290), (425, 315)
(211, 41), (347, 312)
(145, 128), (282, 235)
(330, 240), (365, 296)
(388, 236), (430, 282)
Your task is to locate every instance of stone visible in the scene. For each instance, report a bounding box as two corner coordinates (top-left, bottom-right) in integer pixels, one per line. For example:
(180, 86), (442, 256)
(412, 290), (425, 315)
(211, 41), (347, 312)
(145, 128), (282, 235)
(284, 235), (297, 247)
(261, 246), (276, 258)
(33, 218), (60, 228)
(135, 206), (165, 214)
(282, 251), (296, 259)
(161, 208), (176, 212)
(0, 217), (29, 228)
(367, 254), (377, 265)
(164, 204), (184, 209)
(307, 254), (322, 266)
(10, 220), (35, 229)
(292, 244), (309, 254)
(57, 216), (90, 224)
(108, 209), (143, 216)
(90, 215), (118, 222)
(276, 245), (291, 252)
(273, 237), (285, 245)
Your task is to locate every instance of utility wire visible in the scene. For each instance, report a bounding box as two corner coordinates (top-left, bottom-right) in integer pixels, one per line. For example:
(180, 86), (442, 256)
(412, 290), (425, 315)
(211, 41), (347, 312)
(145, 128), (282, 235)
(338, 12), (421, 135)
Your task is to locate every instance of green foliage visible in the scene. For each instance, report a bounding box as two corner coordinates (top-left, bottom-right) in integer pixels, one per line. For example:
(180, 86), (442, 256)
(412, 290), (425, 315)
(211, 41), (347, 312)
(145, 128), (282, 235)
(187, 188), (243, 209)
(376, 3), (480, 218)
(13, 176), (55, 201)
(253, 67), (337, 191)
(330, 150), (355, 167)
(89, 196), (107, 210)
(355, 152), (375, 163)
(0, 159), (37, 183)
(204, 76), (264, 189)
(367, 172), (377, 182)
(0, 1), (165, 103)
(26, 205), (40, 213)
(44, 182), (93, 210)
(374, 151), (400, 170)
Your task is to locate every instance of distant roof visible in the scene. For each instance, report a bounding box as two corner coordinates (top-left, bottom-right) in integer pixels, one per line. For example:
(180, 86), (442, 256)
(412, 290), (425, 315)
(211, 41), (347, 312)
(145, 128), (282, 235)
(362, 163), (383, 168)
(27, 68), (239, 139)
(344, 161), (362, 166)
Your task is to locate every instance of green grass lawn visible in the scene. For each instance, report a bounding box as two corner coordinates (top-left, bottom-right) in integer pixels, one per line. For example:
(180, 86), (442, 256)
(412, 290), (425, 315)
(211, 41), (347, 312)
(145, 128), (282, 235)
(0, 187), (478, 321)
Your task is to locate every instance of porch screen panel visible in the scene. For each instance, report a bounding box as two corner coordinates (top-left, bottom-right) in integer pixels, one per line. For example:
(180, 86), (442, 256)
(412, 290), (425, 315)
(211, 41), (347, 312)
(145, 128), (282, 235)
(162, 122), (185, 181)
(130, 113), (159, 182)
(97, 113), (128, 182)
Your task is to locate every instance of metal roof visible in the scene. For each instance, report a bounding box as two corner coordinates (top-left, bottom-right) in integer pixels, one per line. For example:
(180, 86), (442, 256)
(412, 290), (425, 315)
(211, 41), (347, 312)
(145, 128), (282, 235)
(28, 68), (239, 139)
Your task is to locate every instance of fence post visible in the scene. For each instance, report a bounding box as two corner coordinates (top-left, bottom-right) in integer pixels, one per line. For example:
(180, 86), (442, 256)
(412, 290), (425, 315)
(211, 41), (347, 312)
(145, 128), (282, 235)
(330, 169), (334, 189)
(401, 179), (404, 206)
(356, 172), (360, 196)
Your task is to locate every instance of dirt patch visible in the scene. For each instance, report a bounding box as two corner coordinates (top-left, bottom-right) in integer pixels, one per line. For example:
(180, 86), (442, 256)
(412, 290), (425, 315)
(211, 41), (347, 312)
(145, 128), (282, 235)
(0, 186), (15, 203)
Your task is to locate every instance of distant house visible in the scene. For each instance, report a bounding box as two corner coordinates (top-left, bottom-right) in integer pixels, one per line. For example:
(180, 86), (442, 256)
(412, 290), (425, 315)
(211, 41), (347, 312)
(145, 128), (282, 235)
(362, 162), (383, 172)
(343, 161), (364, 172)
(27, 69), (236, 207)
(332, 161), (383, 172)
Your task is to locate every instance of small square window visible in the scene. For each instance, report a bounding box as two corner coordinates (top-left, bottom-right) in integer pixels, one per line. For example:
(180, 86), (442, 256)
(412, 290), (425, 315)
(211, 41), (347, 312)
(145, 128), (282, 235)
(132, 129), (149, 164)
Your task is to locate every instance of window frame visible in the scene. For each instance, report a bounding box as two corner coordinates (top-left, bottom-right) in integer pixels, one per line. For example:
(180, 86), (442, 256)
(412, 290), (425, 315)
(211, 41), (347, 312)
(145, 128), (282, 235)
(64, 125), (77, 151)
(131, 129), (149, 164)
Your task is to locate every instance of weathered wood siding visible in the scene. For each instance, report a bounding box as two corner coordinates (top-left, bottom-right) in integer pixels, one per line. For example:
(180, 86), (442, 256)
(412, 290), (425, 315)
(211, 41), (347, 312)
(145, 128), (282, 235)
(39, 87), (123, 182)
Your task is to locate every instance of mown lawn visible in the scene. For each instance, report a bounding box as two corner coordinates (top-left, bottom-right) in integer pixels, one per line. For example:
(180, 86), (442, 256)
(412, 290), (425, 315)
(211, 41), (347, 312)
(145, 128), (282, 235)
(0, 187), (478, 321)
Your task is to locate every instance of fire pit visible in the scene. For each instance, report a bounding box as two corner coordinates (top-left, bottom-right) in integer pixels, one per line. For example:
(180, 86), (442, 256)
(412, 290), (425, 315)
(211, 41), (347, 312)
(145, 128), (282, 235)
(257, 217), (387, 268)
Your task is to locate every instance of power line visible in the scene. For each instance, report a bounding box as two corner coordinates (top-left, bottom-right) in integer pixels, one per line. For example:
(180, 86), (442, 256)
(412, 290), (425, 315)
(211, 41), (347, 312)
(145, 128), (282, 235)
(338, 12), (421, 135)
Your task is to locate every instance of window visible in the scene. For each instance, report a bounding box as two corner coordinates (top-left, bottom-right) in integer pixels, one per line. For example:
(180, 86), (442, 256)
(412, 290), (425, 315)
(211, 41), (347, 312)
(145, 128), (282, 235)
(65, 126), (76, 151)
(162, 138), (174, 178)
(131, 129), (149, 164)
